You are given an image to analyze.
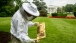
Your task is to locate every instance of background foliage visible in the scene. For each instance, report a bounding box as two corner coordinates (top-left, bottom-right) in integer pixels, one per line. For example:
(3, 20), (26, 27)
(0, 0), (47, 17)
(0, 0), (15, 17)
(33, 0), (47, 16)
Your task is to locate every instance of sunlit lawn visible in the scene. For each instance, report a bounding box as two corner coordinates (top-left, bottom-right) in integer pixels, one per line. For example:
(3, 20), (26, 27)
(0, 17), (11, 33)
(0, 17), (76, 43)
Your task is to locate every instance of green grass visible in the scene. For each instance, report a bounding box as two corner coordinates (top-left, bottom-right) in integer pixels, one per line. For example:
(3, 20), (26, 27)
(0, 17), (76, 43)
(0, 17), (11, 32)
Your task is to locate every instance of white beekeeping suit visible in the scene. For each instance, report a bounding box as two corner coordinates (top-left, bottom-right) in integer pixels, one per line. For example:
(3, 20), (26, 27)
(10, 2), (40, 43)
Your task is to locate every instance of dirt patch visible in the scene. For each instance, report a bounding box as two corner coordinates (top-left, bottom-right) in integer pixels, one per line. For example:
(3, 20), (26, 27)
(49, 16), (76, 19)
(0, 31), (11, 43)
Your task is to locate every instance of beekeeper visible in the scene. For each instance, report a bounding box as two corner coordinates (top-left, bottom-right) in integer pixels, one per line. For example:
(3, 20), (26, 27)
(10, 2), (40, 43)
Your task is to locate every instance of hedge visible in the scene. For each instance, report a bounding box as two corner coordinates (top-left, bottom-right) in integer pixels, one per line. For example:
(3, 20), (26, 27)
(0, 12), (7, 17)
(51, 13), (58, 17)
(73, 12), (76, 17)
(58, 13), (67, 17)
(51, 13), (67, 17)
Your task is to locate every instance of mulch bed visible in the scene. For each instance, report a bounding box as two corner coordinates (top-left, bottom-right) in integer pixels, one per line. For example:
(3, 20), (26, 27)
(0, 31), (11, 43)
(49, 16), (76, 19)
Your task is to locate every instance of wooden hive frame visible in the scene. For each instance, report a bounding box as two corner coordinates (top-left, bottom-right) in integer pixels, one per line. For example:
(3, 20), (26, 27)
(36, 22), (46, 42)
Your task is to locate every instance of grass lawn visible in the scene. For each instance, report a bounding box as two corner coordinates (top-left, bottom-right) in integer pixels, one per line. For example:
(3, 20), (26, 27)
(0, 17), (76, 43)
(0, 17), (11, 33)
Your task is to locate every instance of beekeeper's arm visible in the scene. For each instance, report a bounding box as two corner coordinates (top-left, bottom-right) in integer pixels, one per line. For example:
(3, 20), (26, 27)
(28, 21), (39, 27)
(17, 19), (35, 43)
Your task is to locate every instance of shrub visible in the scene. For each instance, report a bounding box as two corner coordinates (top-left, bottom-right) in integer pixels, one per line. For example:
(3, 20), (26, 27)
(58, 13), (67, 17)
(0, 12), (7, 17)
(0, 6), (12, 17)
(39, 10), (47, 17)
(73, 11), (76, 17)
(51, 13), (58, 17)
(51, 13), (67, 18)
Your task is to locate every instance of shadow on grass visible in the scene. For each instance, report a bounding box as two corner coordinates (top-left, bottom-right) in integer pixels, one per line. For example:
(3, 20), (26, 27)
(0, 31), (11, 43)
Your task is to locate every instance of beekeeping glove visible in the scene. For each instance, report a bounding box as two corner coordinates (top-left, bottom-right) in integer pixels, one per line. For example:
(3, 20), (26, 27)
(30, 39), (37, 43)
(34, 22), (39, 26)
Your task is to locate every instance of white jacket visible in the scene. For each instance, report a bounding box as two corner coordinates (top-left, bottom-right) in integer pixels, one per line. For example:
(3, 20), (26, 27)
(10, 9), (35, 43)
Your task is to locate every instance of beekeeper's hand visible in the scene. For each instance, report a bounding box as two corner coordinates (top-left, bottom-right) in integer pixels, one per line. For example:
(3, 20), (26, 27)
(30, 39), (37, 43)
(34, 22), (39, 26)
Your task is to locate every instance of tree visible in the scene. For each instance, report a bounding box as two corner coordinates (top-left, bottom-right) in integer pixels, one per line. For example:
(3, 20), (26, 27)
(64, 4), (74, 13)
(0, 0), (14, 8)
(33, 0), (47, 16)
(0, 0), (27, 17)
(73, 3), (76, 17)
(62, 6), (65, 13)
(57, 7), (62, 13)
(0, 0), (15, 17)
(33, 0), (47, 12)
(14, 0), (22, 6)
(73, 3), (76, 11)
(13, 0), (29, 12)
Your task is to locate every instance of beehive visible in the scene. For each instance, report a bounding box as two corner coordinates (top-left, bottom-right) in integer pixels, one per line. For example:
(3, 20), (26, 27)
(37, 22), (46, 40)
